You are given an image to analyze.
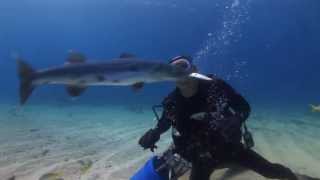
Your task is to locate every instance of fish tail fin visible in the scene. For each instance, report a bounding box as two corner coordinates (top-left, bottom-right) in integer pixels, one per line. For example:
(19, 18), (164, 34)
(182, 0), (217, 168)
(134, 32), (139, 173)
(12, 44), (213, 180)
(17, 58), (36, 105)
(309, 104), (316, 112)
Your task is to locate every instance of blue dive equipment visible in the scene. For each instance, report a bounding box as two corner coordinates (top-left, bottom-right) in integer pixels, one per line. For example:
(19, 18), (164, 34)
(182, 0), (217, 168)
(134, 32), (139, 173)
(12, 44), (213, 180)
(130, 156), (169, 180)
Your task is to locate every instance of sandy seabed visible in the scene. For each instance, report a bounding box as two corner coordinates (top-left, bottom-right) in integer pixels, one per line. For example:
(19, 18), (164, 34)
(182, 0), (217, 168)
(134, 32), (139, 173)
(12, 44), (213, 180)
(0, 103), (319, 180)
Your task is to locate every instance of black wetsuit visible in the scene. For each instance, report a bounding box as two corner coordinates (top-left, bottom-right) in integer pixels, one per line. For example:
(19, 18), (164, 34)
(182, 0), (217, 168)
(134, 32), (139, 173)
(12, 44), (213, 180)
(151, 76), (298, 180)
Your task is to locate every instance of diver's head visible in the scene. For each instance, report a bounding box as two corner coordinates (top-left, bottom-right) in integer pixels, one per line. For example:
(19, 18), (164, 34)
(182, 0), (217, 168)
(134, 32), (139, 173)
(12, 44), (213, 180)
(169, 55), (199, 92)
(169, 55), (196, 72)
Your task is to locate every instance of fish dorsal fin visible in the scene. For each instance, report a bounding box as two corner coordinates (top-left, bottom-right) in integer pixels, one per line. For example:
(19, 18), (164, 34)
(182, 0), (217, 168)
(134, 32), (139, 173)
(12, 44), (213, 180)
(119, 53), (136, 59)
(66, 85), (87, 97)
(131, 82), (144, 91)
(66, 51), (86, 65)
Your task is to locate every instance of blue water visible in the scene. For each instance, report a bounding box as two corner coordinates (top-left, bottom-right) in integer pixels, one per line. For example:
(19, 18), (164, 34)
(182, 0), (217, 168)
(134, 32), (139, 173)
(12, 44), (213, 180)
(0, 0), (319, 106)
(0, 0), (320, 179)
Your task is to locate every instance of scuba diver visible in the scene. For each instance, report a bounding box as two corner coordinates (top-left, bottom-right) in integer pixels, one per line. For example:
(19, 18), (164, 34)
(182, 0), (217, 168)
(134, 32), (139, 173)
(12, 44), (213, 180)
(133, 56), (319, 180)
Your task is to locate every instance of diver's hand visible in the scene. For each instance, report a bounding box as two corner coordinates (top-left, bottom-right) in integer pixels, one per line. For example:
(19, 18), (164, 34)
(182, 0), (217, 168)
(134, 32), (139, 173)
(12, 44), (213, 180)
(138, 129), (160, 152)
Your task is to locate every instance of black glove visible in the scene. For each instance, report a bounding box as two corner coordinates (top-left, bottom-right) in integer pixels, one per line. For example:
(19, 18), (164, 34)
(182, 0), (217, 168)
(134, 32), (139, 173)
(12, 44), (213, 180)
(138, 129), (160, 152)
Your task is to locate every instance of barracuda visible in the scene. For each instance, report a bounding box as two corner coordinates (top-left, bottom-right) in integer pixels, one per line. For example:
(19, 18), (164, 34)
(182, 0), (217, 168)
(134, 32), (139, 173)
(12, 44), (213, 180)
(17, 52), (212, 105)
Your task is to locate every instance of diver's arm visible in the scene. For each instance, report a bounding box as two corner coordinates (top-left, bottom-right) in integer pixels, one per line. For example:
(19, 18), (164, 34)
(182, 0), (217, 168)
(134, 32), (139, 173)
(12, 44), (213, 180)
(208, 79), (250, 121)
(154, 115), (172, 135)
(138, 97), (173, 151)
(138, 113), (171, 151)
(153, 94), (175, 134)
(220, 80), (251, 122)
(206, 79), (250, 141)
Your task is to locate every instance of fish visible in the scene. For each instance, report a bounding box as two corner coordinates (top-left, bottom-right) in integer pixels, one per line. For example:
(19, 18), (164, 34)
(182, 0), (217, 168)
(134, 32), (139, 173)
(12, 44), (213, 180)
(17, 52), (212, 105)
(310, 104), (320, 113)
